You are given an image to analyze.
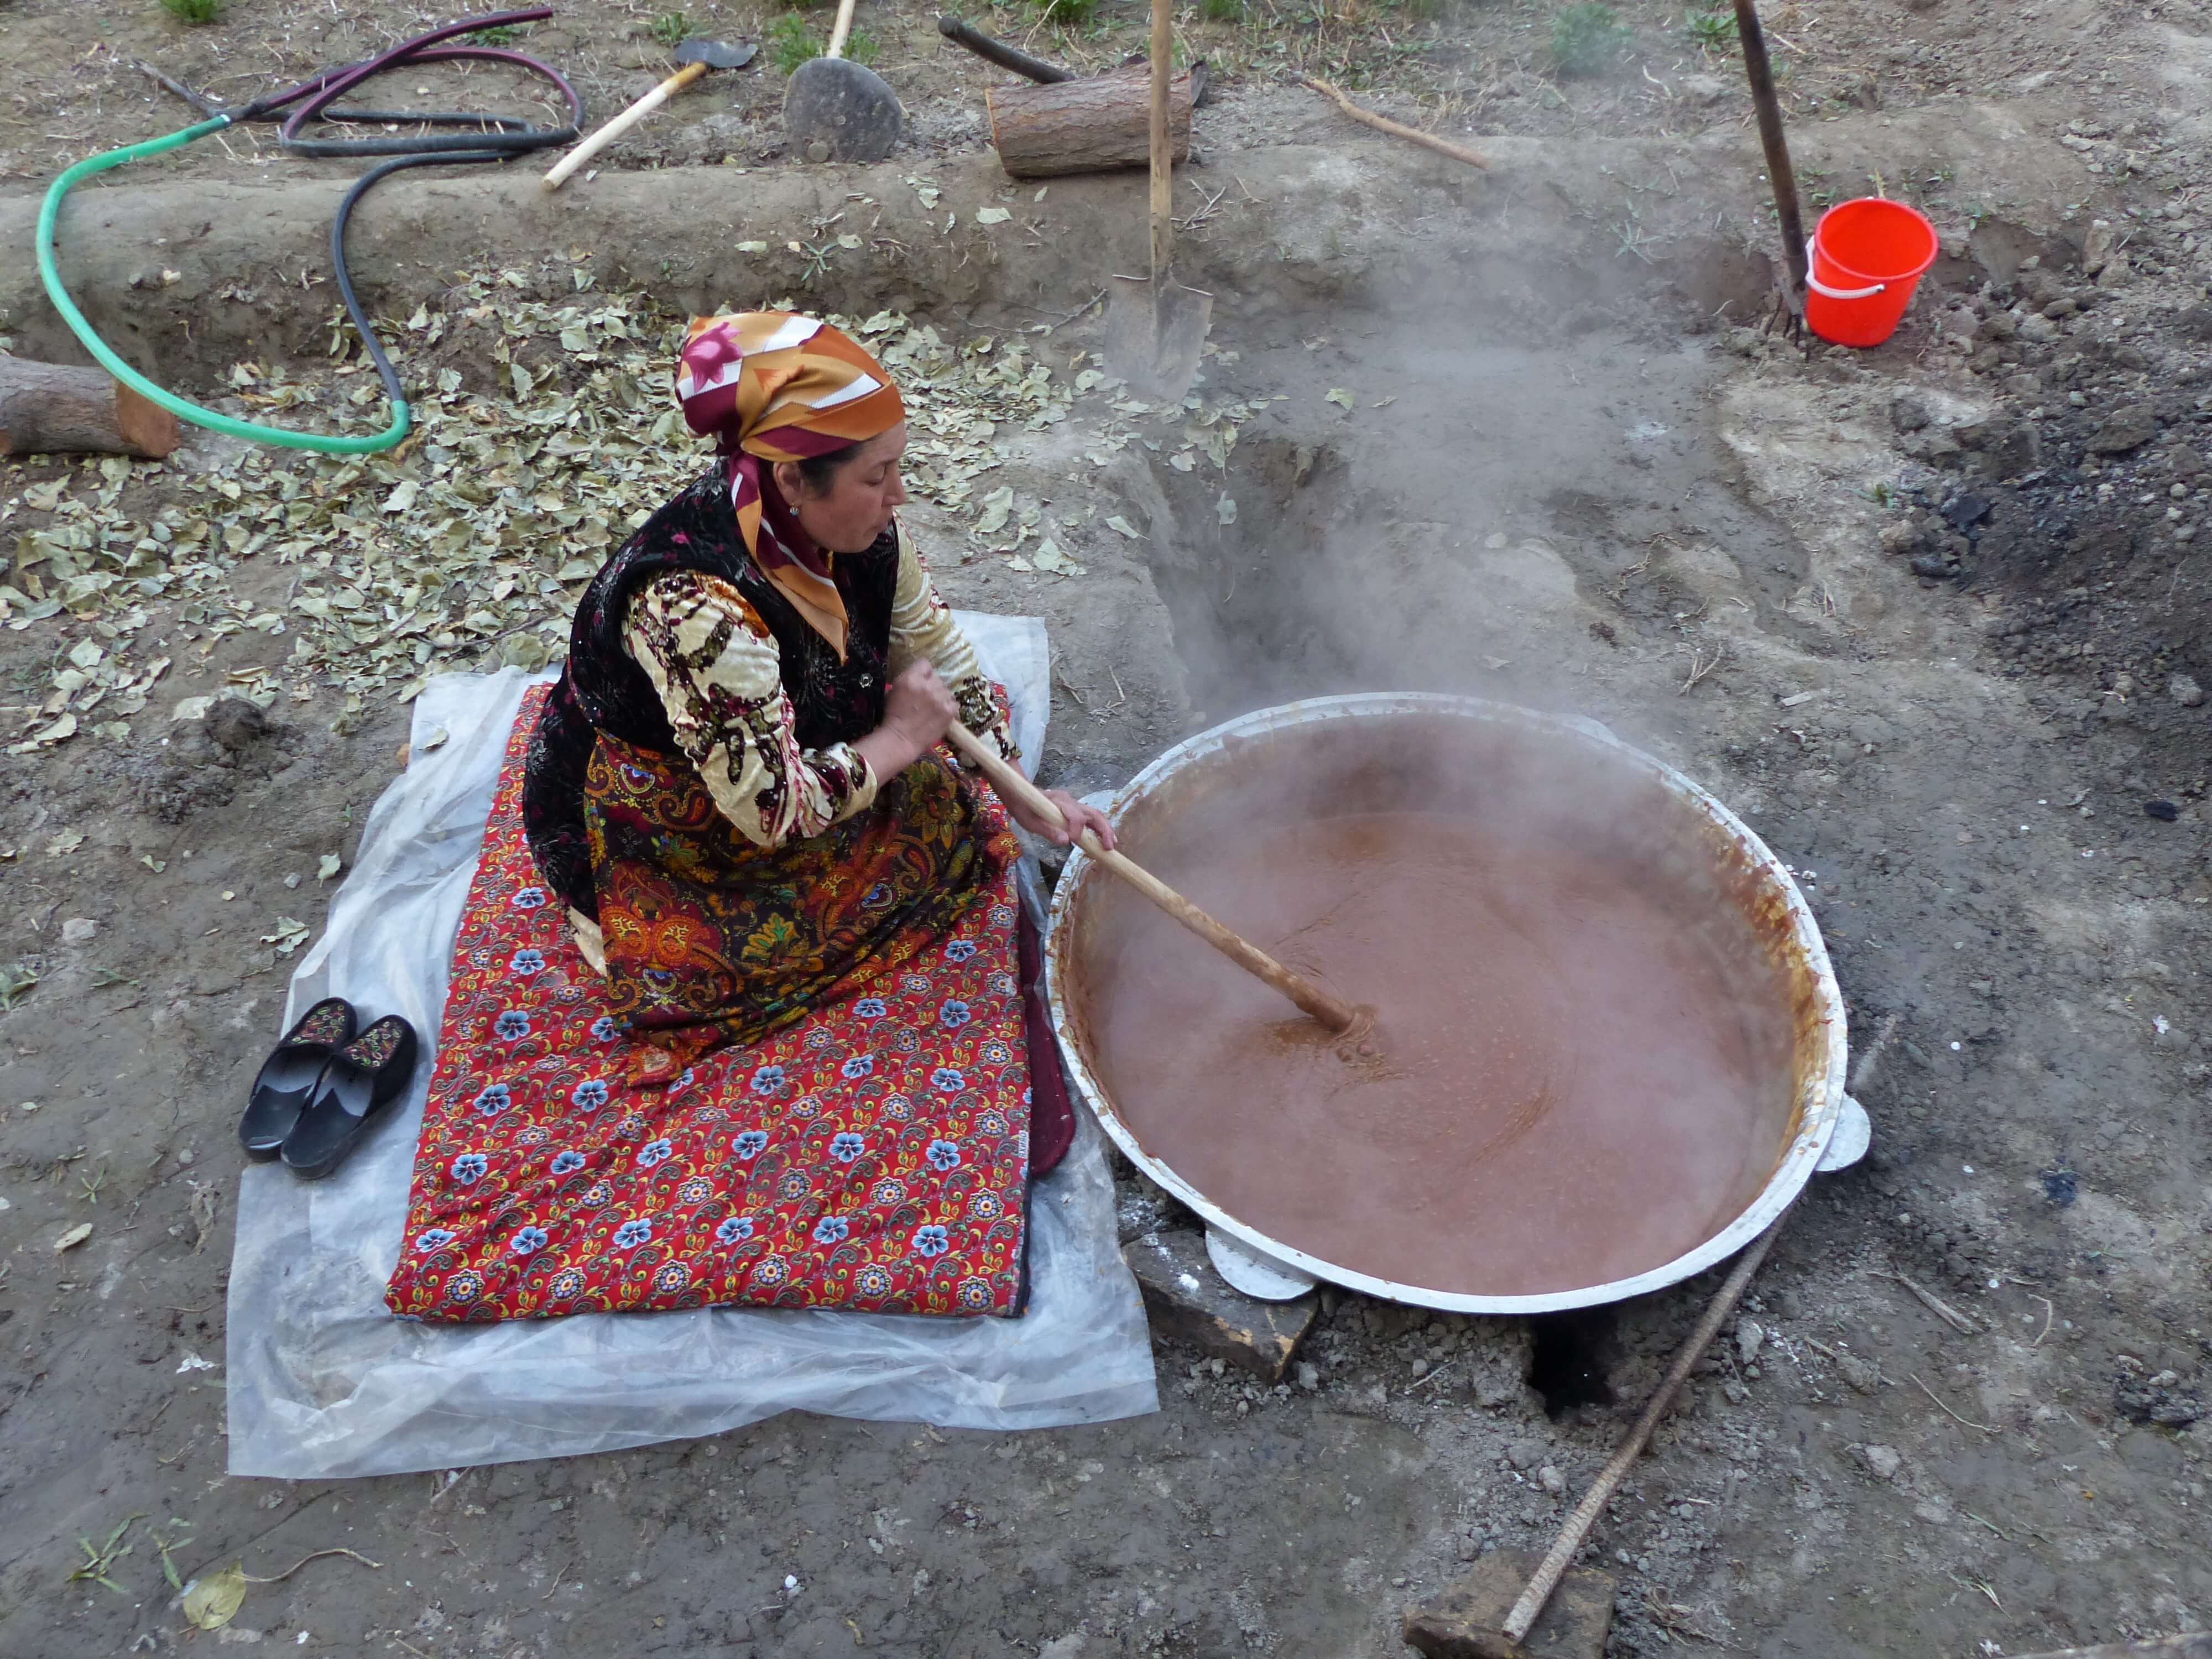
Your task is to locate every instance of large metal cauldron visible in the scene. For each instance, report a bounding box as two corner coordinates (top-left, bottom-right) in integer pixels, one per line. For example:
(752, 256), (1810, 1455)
(1045, 694), (1869, 1314)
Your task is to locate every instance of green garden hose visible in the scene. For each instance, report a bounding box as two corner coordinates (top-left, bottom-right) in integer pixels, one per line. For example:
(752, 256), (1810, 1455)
(33, 8), (583, 458)
(36, 116), (411, 456)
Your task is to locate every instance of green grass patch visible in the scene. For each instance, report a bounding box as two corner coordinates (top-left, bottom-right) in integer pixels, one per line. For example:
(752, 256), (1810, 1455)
(470, 21), (524, 43)
(159, 0), (225, 22)
(1683, 6), (1736, 46)
(1201, 0), (1246, 20)
(1029, 0), (1100, 27)
(651, 10), (691, 49)
(768, 13), (823, 70)
(1550, 2), (1629, 75)
(769, 13), (882, 70)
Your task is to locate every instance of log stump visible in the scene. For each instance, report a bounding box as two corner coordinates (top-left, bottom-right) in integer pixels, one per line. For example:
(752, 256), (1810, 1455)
(986, 65), (1195, 179)
(0, 354), (180, 460)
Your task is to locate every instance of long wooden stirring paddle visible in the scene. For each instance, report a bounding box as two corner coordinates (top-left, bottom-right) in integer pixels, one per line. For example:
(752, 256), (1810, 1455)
(940, 722), (1360, 1034)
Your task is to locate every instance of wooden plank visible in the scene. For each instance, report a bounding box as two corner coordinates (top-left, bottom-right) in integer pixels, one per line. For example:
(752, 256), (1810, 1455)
(1120, 1229), (1316, 1383)
(1403, 1550), (1616, 1659)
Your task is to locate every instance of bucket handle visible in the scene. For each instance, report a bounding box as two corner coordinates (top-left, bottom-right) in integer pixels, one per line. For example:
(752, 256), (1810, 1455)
(1804, 239), (1886, 301)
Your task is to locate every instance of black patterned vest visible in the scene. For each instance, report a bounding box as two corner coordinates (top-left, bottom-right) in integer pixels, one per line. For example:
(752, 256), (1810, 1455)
(519, 469), (902, 919)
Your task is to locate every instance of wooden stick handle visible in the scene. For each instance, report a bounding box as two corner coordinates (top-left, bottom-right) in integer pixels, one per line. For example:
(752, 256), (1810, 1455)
(1303, 78), (1490, 169)
(827, 0), (861, 60)
(941, 723), (1360, 1032)
(1147, 0), (1173, 280)
(1503, 1218), (1786, 1643)
(544, 61), (708, 189)
(1733, 0), (1807, 291)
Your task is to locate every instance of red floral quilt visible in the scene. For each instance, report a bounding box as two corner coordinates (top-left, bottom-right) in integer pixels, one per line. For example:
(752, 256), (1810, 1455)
(385, 688), (1032, 1322)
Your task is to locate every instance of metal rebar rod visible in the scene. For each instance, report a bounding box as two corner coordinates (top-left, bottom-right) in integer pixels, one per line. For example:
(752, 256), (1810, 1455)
(1503, 1217), (1786, 1644)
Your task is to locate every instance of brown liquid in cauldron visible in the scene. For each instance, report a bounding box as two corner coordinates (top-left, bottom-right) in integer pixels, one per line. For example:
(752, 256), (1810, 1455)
(1082, 811), (1800, 1296)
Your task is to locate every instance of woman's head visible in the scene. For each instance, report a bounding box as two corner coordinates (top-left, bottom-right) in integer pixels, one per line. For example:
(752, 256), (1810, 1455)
(675, 312), (904, 466)
(772, 421), (909, 554)
(671, 312), (908, 656)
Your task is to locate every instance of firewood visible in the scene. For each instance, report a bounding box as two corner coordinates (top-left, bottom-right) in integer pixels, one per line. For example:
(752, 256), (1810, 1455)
(0, 354), (180, 460)
(986, 65), (1194, 180)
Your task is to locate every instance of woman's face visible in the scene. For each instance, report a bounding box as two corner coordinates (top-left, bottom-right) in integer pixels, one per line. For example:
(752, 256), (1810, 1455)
(779, 422), (909, 554)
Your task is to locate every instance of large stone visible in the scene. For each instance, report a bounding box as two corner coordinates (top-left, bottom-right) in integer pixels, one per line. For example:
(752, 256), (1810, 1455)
(204, 695), (272, 754)
(1402, 1550), (1618, 1659)
(1120, 1229), (1318, 1382)
(2082, 218), (2116, 274)
(1986, 420), (2044, 479)
(2088, 404), (2160, 455)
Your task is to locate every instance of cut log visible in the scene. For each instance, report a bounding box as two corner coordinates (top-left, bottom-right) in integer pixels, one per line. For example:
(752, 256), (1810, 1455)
(987, 65), (1194, 180)
(0, 354), (180, 460)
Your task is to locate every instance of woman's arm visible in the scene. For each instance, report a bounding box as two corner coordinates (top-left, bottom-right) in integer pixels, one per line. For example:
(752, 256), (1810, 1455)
(625, 571), (879, 848)
(876, 524), (1114, 852)
(883, 521), (1019, 763)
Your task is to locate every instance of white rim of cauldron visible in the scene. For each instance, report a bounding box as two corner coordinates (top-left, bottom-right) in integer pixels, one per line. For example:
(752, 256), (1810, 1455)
(1044, 692), (1850, 1316)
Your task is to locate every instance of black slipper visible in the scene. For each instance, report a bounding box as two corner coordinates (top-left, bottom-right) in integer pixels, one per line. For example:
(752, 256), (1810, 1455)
(239, 998), (358, 1161)
(280, 1015), (420, 1180)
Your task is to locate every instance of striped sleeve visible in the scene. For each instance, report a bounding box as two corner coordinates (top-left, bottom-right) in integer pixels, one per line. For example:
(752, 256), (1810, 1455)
(883, 521), (1019, 764)
(624, 570), (878, 848)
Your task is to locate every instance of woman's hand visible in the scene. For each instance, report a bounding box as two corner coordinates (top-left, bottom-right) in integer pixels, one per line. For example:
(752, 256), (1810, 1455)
(1012, 788), (1118, 851)
(884, 660), (958, 747)
(854, 661), (959, 782)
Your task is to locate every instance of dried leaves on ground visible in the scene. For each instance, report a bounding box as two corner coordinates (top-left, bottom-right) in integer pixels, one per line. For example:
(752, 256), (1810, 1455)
(3, 274), (1274, 753)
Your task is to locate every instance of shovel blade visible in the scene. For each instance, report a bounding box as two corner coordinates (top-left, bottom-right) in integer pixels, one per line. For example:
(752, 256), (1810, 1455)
(784, 58), (904, 163)
(1105, 273), (1214, 404)
(676, 38), (758, 70)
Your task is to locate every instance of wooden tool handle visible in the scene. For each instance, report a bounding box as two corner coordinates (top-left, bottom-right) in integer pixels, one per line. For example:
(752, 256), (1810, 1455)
(941, 723), (1359, 1032)
(1503, 1218), (1785, 1642)
(827, 0), (860, 60)
(542, 60), (708, 189)
(1146, 0), (1173, 280)
(1733, 0), (1808, 291)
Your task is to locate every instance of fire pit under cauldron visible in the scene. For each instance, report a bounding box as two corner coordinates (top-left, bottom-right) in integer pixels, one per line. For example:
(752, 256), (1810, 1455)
(1046, 694), (1869, 1313)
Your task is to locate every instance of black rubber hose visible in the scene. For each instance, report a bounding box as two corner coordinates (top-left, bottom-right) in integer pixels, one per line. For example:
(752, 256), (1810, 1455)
(249, 11), (585, 157)
(218, 9), (586, 431)
(329, 150), (521, 418)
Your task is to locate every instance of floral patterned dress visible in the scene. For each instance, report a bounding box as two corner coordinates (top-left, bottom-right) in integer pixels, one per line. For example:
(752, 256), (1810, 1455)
(386, 477), (1063, 1323)
(521, 469), (1018, 1084)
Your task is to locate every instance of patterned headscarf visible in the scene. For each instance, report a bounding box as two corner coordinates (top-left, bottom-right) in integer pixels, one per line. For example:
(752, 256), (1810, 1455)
(674, 312), (906, 659)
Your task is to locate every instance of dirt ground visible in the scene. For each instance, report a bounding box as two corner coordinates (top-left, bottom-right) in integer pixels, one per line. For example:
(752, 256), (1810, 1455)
(4, 0), (2212, 1654)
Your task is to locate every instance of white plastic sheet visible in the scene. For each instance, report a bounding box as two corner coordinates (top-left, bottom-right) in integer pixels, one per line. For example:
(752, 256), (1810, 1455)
(226, 615), (1159, 1478)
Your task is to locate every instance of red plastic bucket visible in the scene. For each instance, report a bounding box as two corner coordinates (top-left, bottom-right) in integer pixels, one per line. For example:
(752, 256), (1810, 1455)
(1803, 198), (1939, 348)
